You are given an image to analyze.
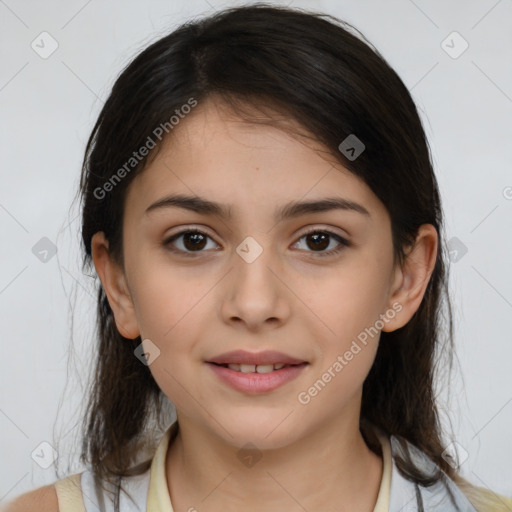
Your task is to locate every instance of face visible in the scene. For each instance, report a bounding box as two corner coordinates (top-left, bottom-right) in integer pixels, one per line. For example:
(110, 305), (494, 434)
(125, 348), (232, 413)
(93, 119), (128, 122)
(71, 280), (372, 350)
(98, 98), (410, 450)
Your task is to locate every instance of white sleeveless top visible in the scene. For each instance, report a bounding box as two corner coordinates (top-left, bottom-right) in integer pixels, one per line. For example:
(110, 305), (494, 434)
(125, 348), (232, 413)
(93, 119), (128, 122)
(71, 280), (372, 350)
(54, 422), (480, 511)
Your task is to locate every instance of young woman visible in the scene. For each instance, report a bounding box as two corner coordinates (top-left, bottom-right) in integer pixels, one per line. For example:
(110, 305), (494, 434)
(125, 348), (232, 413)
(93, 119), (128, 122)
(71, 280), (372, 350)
(5, 4), (511, 512)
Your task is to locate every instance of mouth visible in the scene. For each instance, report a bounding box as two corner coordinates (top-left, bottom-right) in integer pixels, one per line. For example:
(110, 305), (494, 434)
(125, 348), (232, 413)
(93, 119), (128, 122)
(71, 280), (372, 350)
(207, 349), (307, 367)
(206, 355), (309, 394)
(208, 362), (307, 373)
(205, 350), (309, 393)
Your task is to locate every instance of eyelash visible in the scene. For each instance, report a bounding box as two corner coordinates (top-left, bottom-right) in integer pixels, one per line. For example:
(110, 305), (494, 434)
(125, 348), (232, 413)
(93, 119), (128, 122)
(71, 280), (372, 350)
(163, 227), (350, 258)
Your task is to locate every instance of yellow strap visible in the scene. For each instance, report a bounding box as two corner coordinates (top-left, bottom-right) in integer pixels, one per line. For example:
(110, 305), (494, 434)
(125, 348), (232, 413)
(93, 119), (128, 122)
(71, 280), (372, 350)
(54, 473), (86, 512)
(372, 430), (392, 512)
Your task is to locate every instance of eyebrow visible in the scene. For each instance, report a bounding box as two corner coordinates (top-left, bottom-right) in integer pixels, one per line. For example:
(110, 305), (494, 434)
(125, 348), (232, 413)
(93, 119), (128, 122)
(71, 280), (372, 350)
(144, 193), (371, 220)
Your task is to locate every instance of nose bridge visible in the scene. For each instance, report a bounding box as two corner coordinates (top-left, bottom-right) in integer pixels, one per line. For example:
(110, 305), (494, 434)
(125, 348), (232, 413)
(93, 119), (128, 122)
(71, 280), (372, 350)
(220, 232), (289, 327)
(233, 233), (279, 294)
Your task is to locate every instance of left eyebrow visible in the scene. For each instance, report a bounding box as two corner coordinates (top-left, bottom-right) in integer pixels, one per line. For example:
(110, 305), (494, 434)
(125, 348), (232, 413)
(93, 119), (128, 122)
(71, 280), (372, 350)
(144, 193), (371, 220)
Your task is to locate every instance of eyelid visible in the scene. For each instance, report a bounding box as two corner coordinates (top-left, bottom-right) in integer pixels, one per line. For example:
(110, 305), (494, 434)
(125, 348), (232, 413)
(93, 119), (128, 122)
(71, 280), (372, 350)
(164, 226), (221, 253)
(293, 226), (350, 257)
(297, 224), (350, 239)
(165, 223), (350, 240)
(163, 224), (351, 256)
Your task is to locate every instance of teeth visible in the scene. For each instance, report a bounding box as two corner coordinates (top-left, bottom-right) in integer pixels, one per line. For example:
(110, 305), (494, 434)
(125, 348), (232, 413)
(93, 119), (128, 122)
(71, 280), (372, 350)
(256, 364), (274, 374)
(226, 363), (289, 373)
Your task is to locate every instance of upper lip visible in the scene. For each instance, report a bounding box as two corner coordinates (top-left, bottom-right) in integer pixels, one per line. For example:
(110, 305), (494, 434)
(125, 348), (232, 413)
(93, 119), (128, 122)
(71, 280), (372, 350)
(207, 350), (307, 366)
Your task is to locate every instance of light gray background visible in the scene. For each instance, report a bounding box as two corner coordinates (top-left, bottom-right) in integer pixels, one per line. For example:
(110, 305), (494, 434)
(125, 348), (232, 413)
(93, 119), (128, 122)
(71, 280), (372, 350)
(1, 0), (511, 503)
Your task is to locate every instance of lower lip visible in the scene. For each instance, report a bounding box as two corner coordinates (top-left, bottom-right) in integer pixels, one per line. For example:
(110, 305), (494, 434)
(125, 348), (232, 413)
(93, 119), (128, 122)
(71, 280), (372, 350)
(207, 362), (308, 394)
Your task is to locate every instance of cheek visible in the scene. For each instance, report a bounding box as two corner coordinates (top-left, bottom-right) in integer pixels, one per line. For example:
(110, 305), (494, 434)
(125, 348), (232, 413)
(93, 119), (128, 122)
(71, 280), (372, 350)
(297, 251), (391, 389)
(297, 343), (378, 418)
(128, 258), (211, 410)
(128, 254), (210, 338)
(306, 260), (391, 342)
(297, 274), (384, 412)
(140, 314), (204, 417)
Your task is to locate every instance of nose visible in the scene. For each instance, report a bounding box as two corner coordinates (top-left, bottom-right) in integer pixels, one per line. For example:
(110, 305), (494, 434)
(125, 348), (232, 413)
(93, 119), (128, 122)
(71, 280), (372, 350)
(219, 239), (291, 332)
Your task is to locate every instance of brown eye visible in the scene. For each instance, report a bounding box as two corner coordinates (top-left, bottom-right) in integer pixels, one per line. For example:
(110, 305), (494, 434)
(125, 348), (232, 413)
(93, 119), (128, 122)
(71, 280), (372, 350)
(164, 227), (349, 258)
(294, 230), (350, 257)
(305, 232), (330, 251)
(165, 229), (219, 254)
(182, 232), (207, 251)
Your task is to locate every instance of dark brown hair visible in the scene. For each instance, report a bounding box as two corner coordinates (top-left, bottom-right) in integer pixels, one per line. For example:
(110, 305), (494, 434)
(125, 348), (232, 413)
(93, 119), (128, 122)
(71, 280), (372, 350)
(71, 2), (490, 509)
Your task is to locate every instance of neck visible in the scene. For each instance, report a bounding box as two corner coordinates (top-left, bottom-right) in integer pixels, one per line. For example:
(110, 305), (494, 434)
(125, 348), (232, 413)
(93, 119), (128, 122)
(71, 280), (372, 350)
(165, 409), (383, 512)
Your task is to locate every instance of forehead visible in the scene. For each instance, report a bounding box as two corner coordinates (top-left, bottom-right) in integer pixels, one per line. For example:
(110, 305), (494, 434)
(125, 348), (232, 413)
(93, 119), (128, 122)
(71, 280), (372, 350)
(124, 98), (389, 225)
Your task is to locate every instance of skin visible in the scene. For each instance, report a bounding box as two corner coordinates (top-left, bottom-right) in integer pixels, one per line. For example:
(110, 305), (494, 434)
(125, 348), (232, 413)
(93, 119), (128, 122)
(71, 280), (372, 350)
(92, 98), (438, 512)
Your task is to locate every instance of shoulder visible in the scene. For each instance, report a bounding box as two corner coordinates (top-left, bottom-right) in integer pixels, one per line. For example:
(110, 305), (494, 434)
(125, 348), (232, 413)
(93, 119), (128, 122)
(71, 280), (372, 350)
(1, 484), (59, 512)
(456, 481), (512, 512)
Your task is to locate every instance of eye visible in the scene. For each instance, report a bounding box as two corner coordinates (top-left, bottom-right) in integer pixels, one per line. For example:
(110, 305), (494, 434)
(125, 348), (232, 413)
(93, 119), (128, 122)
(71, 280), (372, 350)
(293, 229), (350, 257)
(163, 227), (350, 258)
(164, 228), (219, 255)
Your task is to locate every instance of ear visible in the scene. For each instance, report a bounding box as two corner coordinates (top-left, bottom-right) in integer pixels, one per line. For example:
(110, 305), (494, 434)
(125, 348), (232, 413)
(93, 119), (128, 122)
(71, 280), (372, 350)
(91, 231), (140, 339)
(382, 224), (438, 332)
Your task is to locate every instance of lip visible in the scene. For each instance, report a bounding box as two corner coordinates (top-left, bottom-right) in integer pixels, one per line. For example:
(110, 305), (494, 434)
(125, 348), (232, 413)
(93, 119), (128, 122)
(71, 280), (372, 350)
(207, 350), (307, 366)
(207, 361), (308, 394)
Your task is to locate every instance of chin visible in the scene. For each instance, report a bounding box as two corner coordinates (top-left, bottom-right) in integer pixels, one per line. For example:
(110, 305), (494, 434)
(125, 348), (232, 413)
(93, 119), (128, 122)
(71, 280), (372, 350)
(211, 412), (300, 451)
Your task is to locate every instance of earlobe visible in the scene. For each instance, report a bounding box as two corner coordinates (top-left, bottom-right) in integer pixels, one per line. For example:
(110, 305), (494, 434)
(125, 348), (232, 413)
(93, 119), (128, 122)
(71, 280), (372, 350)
(91, 232), (140, 339)
(382, 224), (438, 332)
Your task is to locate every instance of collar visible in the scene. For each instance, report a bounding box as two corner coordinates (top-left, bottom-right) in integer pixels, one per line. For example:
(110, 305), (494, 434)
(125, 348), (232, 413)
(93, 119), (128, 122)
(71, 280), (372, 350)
(386, 434), (479, 511)
(146, 421), (178, 511)
(146, 421), (392, 512)
(146, 421), (476, 512)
